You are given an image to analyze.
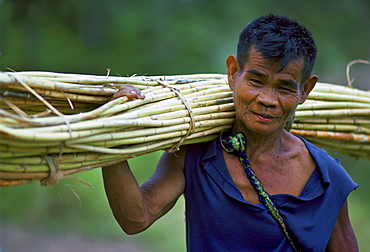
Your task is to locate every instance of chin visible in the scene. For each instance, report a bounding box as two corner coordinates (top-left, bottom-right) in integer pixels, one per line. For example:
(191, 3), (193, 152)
(238, 122), (286, 137)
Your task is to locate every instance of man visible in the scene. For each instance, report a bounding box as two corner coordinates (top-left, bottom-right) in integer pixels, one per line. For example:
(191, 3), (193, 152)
(102, 15), (358, 251)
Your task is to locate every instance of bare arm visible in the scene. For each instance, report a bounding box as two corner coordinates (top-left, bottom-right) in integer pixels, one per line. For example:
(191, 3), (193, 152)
(326, 201), (358, 252)
(102, 149), (186, 235)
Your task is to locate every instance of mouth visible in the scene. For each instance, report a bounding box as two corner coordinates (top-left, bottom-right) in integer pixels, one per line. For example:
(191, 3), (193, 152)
(252, 112), (276, 122)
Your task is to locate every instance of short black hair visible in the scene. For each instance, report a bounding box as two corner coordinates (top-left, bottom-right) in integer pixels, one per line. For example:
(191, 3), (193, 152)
(237, 14), (317, 82)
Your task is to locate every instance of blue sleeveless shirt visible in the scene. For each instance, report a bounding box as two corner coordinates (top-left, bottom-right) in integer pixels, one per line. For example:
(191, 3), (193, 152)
(184, 136), (357, 252)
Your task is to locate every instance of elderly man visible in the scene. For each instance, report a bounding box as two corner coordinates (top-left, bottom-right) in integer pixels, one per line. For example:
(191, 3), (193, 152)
(102, 15), (358, 251)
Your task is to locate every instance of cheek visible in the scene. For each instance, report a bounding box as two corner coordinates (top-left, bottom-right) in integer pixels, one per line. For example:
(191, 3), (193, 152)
(280, 95), (300, 113)
(233, 88), (253, 110)
(232, 94), (246, 119)
(234, 82), (257, 101)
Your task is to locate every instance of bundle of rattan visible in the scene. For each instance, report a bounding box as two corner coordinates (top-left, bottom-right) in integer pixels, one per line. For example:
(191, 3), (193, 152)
(0, 71), (369, 186)
(291, 82), (370, 159)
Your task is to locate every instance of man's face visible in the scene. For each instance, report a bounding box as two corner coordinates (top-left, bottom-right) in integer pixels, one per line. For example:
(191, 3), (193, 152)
(227, 47), (315, 137)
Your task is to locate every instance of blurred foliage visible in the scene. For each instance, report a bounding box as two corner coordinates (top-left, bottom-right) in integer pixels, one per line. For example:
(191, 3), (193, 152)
(1, 0), (369, 85)
(0, 0), (369, 251)
(1, 151), (188, 251)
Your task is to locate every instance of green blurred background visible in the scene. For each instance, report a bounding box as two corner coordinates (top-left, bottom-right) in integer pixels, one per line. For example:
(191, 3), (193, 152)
(0, 0), (369, 251)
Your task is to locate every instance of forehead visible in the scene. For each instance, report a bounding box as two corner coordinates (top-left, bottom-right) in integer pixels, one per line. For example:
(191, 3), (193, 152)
(245, 47), (305, 82)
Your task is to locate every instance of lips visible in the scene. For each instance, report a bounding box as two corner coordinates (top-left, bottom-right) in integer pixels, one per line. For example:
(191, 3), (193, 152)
(252, 112), (276, 122)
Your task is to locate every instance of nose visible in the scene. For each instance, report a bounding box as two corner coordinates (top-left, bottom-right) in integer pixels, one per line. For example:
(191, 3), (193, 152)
(256, 88), (278, 108)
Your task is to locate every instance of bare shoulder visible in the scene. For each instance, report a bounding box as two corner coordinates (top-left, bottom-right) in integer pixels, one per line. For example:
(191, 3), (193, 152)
(144, 147), (188, 192)
(158, 147), (187, 171)
(151, 141), (212, 188)
(158, 142), (208, 171)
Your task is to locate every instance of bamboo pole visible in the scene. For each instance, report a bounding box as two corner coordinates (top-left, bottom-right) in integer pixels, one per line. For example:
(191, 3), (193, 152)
(1, 71), (369, 186)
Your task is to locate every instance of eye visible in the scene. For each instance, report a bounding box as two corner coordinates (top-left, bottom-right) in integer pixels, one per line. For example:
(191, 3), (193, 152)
(279, 80), (298, 93)
(278, 86), (296, 93)
(249, 78), (262, 85)
(279, 86), (293, 92)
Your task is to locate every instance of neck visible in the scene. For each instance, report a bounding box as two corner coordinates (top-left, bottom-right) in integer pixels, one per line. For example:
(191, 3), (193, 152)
(232, 126), (289, 158)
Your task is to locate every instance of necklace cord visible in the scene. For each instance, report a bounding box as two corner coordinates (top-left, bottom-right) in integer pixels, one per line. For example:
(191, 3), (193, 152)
(221, 131), (300, 252)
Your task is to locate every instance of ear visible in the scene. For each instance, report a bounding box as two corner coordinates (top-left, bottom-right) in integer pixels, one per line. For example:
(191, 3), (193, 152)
(299, 75), (318, 104)
(226, 55), (239, 91)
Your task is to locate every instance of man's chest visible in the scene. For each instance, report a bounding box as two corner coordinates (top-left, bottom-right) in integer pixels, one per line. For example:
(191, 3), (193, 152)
(223, 151), (316, 204)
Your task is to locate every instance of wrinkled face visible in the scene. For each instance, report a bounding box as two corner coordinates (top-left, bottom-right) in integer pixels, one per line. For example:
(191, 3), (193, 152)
(227, 47), (315, 137)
